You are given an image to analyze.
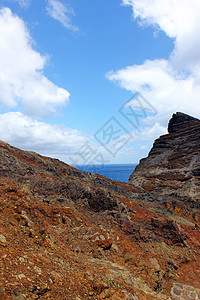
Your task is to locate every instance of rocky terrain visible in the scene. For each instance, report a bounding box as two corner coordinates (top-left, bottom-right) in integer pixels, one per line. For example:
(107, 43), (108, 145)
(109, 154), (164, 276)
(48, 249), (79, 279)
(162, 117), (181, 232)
(129, 112), (200, 223)
(0, 112), (200, 299)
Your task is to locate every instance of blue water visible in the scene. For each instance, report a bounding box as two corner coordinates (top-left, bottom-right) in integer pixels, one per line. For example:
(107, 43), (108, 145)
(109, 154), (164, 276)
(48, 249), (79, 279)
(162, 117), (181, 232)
(74, 164), (137, 183)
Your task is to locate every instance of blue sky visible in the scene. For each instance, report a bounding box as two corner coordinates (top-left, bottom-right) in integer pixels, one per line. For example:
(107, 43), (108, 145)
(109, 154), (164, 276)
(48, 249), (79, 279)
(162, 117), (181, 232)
(0, 0), (200, 165)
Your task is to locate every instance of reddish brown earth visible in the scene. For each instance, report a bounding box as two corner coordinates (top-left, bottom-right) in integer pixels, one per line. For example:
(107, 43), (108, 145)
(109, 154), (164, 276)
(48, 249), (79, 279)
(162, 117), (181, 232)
(0, 112), (200, 299)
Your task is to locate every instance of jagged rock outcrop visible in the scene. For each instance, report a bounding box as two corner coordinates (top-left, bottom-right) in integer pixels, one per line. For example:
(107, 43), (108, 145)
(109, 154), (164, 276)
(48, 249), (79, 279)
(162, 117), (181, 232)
(129, 112), (200, 217)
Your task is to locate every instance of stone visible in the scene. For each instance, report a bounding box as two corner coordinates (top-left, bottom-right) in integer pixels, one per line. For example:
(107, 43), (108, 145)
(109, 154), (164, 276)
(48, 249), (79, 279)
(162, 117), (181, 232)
(149, 257), (161, 270)
(0, 234), (6, 243)
(90, 233), (113, 250)
(33, 266), (42, 274)
(12, 294), (25, 300)
(83, 188), (118, 212)
(15, 274), (26, 280)
(183, 290), (189, 296)
(19, 257), (26, 263)
(184, 286), (195, 292)
(189, 293), (196, 299)
(173, 288), (182, 296)
(98, 289), (110, 299)
(173, 283), (183, 289)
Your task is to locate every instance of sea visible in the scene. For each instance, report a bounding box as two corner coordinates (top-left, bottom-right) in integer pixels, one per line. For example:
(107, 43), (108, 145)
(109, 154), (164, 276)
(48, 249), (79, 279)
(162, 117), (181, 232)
(74, 164), (137, 183)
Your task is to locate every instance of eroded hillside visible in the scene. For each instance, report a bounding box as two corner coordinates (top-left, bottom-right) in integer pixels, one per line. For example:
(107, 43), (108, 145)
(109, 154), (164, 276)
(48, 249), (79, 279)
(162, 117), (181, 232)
(0, 113), (200, 300)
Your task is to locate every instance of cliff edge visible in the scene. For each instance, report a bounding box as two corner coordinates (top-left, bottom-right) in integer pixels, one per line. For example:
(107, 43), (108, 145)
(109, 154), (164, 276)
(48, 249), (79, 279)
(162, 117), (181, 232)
(129, 112), (200, 217)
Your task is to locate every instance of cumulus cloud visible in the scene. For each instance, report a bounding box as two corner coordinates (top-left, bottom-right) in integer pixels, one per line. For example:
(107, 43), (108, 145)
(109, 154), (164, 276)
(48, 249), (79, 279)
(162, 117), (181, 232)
(0, 7), (70, 118)
(122, 0), (198, 38)
(0, 112), (87, 159)
(107, 0), (200, 143)
(46, 0), (79, 31)
(107, 59), (200, 125)
(122, 0), (200, 71)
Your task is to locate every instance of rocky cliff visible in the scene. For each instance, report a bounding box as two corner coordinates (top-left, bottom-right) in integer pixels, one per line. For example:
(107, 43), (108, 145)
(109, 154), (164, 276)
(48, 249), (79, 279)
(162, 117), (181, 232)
(129, 112), (200, 221)
(0, 116), (200, 299)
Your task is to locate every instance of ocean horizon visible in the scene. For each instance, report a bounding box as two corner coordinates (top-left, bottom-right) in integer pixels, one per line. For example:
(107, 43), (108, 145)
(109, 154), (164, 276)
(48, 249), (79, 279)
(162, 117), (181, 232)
(74, 163), (137, 183)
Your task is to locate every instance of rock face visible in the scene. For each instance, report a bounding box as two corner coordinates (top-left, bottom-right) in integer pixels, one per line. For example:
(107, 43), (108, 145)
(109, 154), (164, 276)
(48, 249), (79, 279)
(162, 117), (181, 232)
(0, 122), (200, 299)
(129, 112), (200, 217)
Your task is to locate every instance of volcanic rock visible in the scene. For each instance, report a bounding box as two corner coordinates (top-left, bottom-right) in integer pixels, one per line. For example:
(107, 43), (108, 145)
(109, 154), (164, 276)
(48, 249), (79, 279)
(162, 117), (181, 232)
(129, 112), (200, 218)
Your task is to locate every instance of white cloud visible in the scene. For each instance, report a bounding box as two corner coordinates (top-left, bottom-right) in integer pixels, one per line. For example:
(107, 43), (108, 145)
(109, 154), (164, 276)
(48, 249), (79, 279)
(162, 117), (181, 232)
(139, 122), (167, 142)
(3, 0), (30, 8)
(107, 59), (200, 123)
(122, 0), (199, 38)
(0, 112), (87, 160)
(0, 7), (70, 118)
(121, 0), (200, 71)
(106, 0), (200, 154)
(14, 0), (30, 7)
(46, 0), (79, 31)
